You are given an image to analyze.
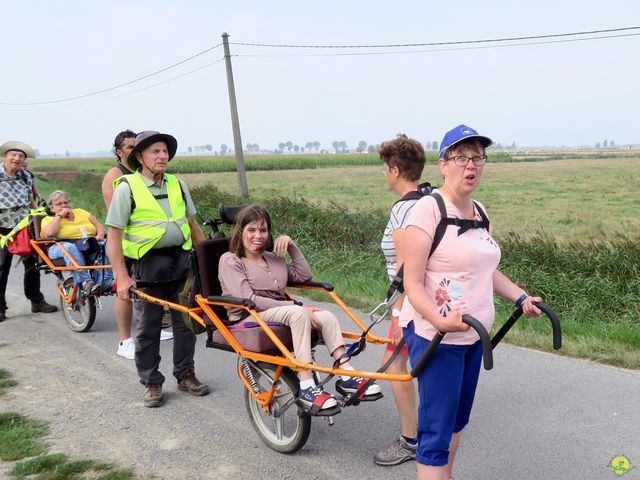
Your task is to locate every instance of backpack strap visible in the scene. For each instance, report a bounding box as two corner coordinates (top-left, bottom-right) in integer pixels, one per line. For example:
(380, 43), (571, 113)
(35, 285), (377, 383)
(117, 163), (132, 176)
(437, 199), (490, 237)
(429, 192), (449, 258)
(392, 182), (433, 207)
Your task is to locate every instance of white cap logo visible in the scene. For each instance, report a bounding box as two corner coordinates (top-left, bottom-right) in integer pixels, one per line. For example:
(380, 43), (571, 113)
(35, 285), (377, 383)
(461, 128), (473, 135)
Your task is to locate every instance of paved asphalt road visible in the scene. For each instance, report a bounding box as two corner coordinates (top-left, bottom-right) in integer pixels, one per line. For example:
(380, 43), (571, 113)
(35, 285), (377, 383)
(0, 264), (638, 480)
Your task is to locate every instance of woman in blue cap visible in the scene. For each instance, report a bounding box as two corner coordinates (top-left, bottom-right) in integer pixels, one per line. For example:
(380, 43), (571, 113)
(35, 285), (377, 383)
(400, 125), (544, 480)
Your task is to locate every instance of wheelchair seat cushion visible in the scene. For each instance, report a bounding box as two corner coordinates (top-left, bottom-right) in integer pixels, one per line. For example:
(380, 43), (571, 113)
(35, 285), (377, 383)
(210, 323), (294, 353)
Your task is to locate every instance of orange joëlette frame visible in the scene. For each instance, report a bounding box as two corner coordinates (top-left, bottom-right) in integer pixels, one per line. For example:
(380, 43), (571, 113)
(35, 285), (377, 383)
(132, 283), (414, 383)
(31, 239), (112, 272)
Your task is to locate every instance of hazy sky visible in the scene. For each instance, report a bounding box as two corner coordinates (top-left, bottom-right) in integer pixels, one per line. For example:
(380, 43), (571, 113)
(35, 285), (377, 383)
(2, 1), (639, 154)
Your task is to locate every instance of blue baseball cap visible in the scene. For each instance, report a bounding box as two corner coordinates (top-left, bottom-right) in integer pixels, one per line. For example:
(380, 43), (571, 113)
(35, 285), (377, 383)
(439, 124), (493, 158)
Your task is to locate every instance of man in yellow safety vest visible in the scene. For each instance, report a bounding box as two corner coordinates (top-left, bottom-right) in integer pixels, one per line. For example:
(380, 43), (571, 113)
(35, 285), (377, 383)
(106, 131), (209, 407)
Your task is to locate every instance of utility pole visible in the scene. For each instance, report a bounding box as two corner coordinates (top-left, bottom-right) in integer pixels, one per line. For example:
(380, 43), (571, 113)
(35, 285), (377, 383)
(222, 32), (249, 197)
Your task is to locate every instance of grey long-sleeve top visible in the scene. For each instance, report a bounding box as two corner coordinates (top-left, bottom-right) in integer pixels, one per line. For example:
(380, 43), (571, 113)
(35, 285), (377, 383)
(218, 244), (312, 322)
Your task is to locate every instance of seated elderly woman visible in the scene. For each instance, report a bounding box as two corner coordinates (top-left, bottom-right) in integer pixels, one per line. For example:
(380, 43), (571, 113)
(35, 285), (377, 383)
(40, 190), (112, 297)
(218, 204), (380, 415)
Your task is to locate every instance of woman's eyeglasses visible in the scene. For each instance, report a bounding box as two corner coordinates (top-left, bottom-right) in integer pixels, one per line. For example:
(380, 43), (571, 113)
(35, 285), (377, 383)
(447, 155), (487, 167)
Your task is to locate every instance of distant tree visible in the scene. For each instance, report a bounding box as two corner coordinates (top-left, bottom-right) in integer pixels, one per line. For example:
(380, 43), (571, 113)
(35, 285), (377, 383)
(357, 140), (367, 153)
(610, 140), (615, 148)
(367, 145), (376, 153)
(305, 141), (313, 150)
(432, 141), (439, 152)
(188, 146), (193, 153)
(278, 142), (285, 151)
(511, 141), (516, 149)
(220, 144), (229, 155)
(65, 149), (70, 157)
(603, 140), (608, 148)
(332, 141), (340, 153)
(300, 147), (305, 152)
(313, 141), (321, 152)
(206, 144), (213, 152)
(495, 143), (503, 150)
(293, 145), (300, 152)
(285, 141), (293, 151)
(34, 149), (40, 157)
(595, 142), (601, 149)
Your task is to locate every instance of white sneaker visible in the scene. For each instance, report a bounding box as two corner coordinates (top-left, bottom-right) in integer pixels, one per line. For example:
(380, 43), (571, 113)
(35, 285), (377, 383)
(117, 337), (135, 360)
(160, 329), (174, 341)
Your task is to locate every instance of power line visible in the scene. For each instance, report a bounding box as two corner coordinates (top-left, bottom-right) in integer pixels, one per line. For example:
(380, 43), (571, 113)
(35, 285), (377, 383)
(230, 26), (640, 49)
(234, 32), (640, 58)
(0, 42), (223, 106)
(0, 58), (225, 112)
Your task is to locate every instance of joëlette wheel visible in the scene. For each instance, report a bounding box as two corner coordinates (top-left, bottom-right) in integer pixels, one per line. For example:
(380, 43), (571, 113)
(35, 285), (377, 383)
(59, 278), (96, 332)
(244, 361), (311, 453)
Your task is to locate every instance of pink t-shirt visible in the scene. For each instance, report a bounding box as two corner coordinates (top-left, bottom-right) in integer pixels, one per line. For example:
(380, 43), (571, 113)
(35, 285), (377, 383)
(399, 193), (501, 344)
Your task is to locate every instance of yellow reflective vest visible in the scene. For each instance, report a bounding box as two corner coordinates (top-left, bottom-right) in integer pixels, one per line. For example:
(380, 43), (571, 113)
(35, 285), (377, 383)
(114, 172), (191, 260)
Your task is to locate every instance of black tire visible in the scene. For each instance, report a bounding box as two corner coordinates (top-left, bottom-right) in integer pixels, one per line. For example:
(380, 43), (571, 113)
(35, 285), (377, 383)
(244, 362), (311, 453)
(58, 279), (96, 332)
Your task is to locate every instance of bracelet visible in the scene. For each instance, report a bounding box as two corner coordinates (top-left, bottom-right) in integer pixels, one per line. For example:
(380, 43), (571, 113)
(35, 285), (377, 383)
(515, 293), (529, 309)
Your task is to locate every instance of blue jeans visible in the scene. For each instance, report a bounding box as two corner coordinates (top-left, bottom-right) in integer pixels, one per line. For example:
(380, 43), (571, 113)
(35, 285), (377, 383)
(48, 241), (113, 290)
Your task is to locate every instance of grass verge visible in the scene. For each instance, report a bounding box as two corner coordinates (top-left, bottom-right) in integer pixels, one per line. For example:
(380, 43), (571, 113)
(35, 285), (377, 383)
(0, 371), (134, 479)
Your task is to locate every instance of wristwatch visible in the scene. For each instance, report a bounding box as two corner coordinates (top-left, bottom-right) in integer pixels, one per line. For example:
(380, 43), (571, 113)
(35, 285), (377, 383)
(392, 308), (402, 318)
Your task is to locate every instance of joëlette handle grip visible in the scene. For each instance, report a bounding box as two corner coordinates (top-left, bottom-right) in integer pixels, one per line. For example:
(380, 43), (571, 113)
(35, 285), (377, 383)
(491, 302), (562, 350)
(410, 314), (494, 377)
(462, 314), (494, 371)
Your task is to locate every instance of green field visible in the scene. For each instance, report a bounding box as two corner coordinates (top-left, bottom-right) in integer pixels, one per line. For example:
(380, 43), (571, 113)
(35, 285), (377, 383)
(31, 153), (640, 369)
(179, 156), (640, 239)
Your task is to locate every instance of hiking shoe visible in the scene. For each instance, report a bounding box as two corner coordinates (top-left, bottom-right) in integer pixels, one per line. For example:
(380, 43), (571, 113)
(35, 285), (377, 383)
(336, 376), (381, 396)
(144, 384), (163, 407)
(160, 329), (173, 341)
(31, 300), (58, 313)
(374, 436), (417, 466)
(298, 386), (338, 411)
(81, 280), (96, 298)
(177, 369), (210, 396)
(117, 338), (135, 360)
(161, 310), (172, 328)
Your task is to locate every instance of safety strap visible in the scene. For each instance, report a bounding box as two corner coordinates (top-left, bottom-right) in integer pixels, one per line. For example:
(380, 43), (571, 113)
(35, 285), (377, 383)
(343, 336), (407, 406)
(309, 392), (336, 415)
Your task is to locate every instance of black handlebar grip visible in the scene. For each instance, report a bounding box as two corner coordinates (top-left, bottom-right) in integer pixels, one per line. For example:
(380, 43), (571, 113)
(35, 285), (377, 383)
(491, 301), (562, 350)
(462, 314), (494, 370)
(534, 302), (562, 350)
(410, 313), (494, 377)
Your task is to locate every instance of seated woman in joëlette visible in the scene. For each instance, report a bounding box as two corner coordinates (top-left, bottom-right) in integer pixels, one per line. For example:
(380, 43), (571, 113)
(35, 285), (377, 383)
(218, 204), (381, 415)
(41, 190), (112, 296)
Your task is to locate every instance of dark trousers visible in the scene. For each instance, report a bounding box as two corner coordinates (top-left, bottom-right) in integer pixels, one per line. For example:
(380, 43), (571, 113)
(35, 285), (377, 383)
(0, 227), (44, 311)
(133, 280), (197, 385)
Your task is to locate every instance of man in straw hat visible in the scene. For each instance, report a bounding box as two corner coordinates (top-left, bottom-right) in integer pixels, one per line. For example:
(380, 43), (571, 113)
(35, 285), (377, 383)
(0, 141), (58, 322)
(106, 131), (209, 407)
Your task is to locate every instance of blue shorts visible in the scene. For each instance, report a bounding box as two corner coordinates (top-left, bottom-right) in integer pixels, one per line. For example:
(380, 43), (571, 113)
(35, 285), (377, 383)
(403, 321), (483, 466)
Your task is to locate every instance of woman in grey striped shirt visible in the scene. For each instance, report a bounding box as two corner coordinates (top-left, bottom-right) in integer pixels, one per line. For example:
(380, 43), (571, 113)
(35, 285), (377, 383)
(375, 134), (428, 467)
